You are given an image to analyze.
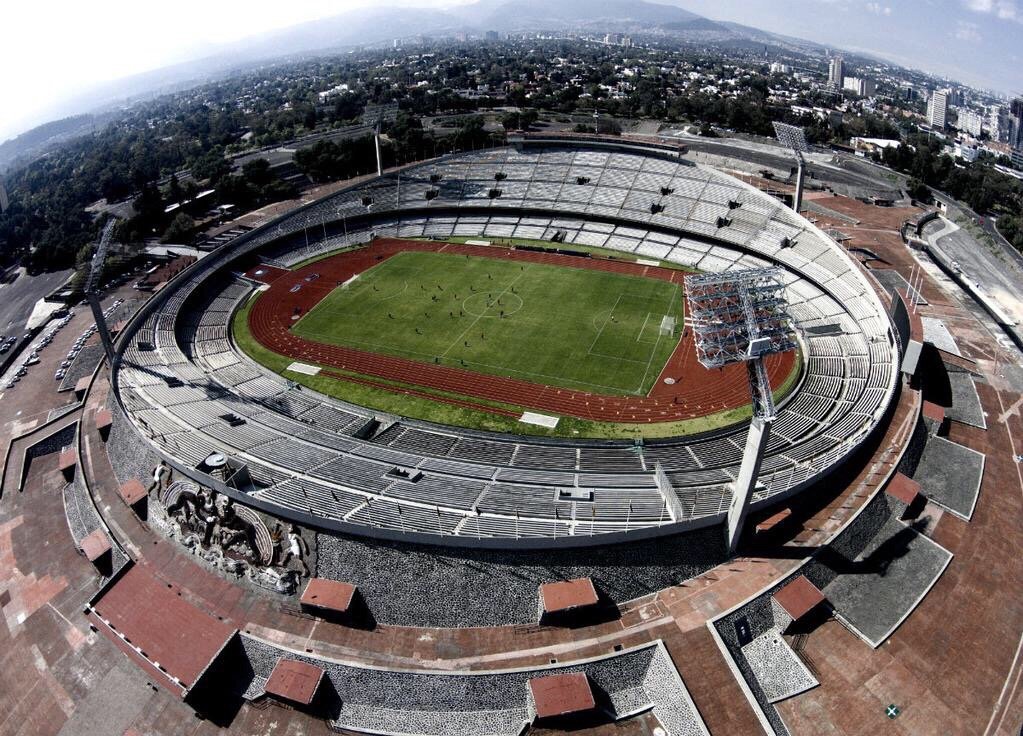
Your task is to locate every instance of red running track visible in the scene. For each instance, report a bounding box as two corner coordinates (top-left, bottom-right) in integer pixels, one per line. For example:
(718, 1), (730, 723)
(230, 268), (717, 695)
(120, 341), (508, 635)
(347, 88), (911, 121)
(246, 239), (797, 423)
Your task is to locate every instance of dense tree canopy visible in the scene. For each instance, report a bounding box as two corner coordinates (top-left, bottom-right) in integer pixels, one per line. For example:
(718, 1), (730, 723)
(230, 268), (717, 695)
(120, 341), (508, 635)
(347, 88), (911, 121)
(1, 39), (1019, 273)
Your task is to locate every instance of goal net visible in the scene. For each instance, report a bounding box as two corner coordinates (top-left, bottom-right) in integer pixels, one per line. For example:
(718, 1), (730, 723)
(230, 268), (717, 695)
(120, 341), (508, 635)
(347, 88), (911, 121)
(659, 315), (676, 336)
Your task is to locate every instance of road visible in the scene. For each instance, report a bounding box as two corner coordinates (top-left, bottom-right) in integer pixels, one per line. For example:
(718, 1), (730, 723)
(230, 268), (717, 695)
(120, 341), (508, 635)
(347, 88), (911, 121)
(655, 133), (902, 194)
(925, 215), (1023, 325)
(930, 189), (1023, 273)
(0, 267), (72, 339)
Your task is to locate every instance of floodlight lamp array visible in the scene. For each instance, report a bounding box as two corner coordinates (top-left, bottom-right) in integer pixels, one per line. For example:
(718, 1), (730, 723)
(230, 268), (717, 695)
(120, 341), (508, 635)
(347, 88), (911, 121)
(684, 267), (797, 370)
(362, 102), (400, 129)
(773, 122), (810, 154)
(85, 219), (117, 295)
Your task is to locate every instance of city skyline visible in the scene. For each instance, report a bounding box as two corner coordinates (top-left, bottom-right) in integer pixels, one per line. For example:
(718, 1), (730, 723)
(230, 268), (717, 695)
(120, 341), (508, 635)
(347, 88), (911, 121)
(1, 0), (1021, 143)
(676, 0), (1022, 95)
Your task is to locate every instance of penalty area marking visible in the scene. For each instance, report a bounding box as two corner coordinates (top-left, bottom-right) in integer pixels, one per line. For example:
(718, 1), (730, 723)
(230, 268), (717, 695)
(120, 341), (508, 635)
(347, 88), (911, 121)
(286, 362), (321, 376)
(377, 281), (409, 301)
(520, 412), (559, 428)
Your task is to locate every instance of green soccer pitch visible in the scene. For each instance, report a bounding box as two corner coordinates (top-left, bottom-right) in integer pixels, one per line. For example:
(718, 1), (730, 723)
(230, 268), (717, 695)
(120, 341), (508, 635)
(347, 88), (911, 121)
(291, 250), (684, 396)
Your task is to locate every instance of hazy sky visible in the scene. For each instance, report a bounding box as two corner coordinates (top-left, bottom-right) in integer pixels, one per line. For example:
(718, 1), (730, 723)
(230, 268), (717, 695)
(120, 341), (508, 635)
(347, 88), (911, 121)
(677, 0), (1023, 94)
(0, 0), (460, 142)
(1, 0), (1020, 143)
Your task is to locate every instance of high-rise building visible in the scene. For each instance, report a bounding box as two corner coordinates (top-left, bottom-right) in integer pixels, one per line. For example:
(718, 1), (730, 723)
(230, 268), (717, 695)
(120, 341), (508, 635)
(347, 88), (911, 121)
(928, 89), (949, 130)
(1010, 98), (1023, 148)
(828, 57), (845, 88)
(1011, 146), (1023, 172)
(484, 30), (499, 41)
(601, 33), (632, 47)
(843, 77), (876, 97)
(988, 105), (1007, 142)
(957, 109), (983, 137)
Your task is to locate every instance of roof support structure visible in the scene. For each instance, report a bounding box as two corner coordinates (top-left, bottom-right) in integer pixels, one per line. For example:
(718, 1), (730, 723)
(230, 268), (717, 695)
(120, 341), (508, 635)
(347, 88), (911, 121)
(685, 267), (797, 552)
(362, 103), (399, 178)
(773, 122), (810, 214)
(86, 219), (118, 368)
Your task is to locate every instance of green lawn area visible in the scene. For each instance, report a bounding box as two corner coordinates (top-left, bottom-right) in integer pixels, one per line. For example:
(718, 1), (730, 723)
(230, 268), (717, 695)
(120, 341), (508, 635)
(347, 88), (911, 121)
(235, 295), (803, 440)
(292, 250), (684, 396)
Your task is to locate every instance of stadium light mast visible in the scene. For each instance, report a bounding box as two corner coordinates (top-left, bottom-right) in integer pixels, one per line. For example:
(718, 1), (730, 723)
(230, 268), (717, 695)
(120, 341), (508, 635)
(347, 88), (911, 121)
(685, 268), (798, 553)
(773, 122), (810, 214)
(85, 219), (119, 368)
(362, 103), (400, 178)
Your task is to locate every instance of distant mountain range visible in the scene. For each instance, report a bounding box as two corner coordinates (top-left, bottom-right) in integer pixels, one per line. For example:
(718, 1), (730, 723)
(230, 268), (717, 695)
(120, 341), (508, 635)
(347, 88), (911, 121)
(0, 115), (104, 172)
(1, 0), (833, 166)
(459, 0), (702, 29)
(237, 0), (826, 58)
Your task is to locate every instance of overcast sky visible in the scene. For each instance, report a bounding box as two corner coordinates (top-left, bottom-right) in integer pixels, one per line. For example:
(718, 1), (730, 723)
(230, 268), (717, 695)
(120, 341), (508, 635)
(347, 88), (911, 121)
(1, 0), (1020, 143)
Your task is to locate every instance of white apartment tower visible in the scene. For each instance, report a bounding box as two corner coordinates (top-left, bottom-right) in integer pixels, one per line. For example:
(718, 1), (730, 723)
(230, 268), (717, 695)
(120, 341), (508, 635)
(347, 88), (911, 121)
(957, 109), (983, 137)
(843, 77), (876, 97)
(928, 89), (949, 130)
(828, 57), (845, 88)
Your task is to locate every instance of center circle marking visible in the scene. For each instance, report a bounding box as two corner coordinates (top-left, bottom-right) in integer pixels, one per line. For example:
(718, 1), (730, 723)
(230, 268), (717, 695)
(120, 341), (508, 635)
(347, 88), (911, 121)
(461, 291), (524, 318)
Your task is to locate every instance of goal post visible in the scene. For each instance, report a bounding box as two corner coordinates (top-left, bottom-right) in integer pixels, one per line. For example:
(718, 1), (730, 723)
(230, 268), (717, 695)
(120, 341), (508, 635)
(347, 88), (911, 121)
(659, 315), (676, 337)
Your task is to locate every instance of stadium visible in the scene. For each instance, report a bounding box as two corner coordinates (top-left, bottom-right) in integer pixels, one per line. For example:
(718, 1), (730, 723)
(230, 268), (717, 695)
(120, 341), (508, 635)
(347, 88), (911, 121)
(21, 135), (1004, 736)
(111, 138), (897, 547)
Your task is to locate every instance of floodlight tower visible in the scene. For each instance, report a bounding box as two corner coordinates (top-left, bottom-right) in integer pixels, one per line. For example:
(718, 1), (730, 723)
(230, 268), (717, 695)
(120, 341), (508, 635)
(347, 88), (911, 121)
(773, 122), (810, 214)
(85, 218), (119, 367)
(362, 103), (400, 177)
(684, 268), (798, 553)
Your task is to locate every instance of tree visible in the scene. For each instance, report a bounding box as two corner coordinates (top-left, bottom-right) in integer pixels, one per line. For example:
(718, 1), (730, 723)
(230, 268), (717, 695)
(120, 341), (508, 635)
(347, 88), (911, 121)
(294, 136), (378, 183)
(168, 173), (183, 203)
(192, 149), (231, 184)
(161, 212), (195, 244)
(242, 158), (273, 189)
(906, 178), (930, 202)
(450, 116), (493, 151)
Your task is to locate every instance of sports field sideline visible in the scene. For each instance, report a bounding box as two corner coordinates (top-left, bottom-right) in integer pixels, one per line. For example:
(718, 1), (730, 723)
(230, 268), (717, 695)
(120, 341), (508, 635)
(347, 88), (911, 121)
(292, 250), (684, 396)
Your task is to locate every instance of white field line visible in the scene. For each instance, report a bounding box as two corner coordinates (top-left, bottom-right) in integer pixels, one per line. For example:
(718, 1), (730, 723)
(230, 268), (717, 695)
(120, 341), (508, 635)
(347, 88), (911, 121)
(440, 272), (524, 358)
(636, 312), (652, 343)
(586, 293), (625, 356)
